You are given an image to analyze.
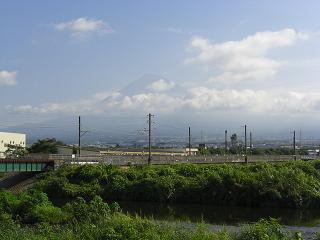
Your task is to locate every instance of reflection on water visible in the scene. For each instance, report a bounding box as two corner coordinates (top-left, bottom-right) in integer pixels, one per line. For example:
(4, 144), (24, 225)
(119, 201), (320, 227)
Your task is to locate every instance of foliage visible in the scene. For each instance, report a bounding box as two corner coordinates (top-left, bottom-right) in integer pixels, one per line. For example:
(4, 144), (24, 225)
(4, 144), (28, 158)
(2, 161), (320, 238)
(237, 219), (289, 240)
(34, 160), (320, 209)
(199, 147), (309, 156)
(28, 138), (65, 154)
(0, 190), (305, 240)
(0, 189), (63, 224)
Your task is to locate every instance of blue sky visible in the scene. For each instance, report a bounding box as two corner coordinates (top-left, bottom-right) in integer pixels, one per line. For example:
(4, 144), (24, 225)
(2, 0), (320, 140)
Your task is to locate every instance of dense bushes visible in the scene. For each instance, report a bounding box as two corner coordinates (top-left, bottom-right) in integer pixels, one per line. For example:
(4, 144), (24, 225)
(199, 147), (309, 156)
(0, 190), (308, 240)
(0, 189), (118, 225)
(35, 160), (320, 208)
(0, 189), (308, 239)
(2, 162), (320, 239)
(0, 214), (304, 240)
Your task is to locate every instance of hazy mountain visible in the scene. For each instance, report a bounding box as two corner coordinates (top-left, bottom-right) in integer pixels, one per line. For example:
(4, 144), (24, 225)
(120, 74), (165, 96)
(119, 73), (184, 96)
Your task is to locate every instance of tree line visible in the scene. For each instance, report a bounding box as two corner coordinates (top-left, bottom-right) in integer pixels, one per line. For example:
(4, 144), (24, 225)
(5, 138), (65, 157)
(199, 146), (309, 156)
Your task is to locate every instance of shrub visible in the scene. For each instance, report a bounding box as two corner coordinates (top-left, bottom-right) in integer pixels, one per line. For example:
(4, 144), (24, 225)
(36, 161), (320, 209)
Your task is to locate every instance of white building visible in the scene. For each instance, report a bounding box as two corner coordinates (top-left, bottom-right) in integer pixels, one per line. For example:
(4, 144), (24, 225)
(0, 132), (26, 158)
(185, 147), (199, 156)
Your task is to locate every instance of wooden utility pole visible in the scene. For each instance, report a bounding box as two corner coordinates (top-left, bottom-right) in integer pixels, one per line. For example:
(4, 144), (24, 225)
(188, 126), (191, 156)
(249, 132), (253, 155)
(225, 130), (228, 149)
(244, 125), (248, 163)
(293, 130), (296, 160)
(299, 129), (302, 149)
(78, 116), (81, 157)
(148, 113), (152, 165)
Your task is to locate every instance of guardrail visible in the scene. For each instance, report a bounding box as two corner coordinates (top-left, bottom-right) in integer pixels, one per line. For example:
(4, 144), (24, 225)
(48, 154), (310, 167)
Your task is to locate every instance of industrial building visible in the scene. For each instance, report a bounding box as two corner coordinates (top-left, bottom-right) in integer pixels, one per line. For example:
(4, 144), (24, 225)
(0, 132), (26, 158)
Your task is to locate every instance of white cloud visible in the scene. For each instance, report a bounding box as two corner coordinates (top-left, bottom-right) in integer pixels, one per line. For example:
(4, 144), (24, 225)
(0, 71), (17, 86)
(184, 88), (319, 115)
(147, 79), (175, 92)
(186, 29), (308, 84)
(120, 93), (182, 113)
(185, 87), (268, 111)
(54, 17), (113, 38)
(7, 86), (320, 117)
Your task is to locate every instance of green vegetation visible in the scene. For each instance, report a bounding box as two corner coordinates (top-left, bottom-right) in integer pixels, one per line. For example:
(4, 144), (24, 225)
(28, 138), (65, 154)
(4, 144), (28, 158)
(0, 188), (309, 239)
(36, 160), (320, 208)
(3, 161), (320, 238)
(199, 147), (309, 156)
(3, 138), (65, 158)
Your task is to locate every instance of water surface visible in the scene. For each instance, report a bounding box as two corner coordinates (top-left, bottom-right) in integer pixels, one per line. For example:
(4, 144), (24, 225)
(119, 201), (320, 227)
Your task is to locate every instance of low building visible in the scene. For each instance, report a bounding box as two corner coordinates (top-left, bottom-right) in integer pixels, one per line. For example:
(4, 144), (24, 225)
(185, 147), (199, 156)
(0, 132), (26, 158)
(307, 149), (319, 156)
(57, 146), (100, 156)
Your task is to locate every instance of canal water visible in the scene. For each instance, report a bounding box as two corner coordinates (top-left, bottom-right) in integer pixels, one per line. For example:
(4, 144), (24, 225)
(119, 201), (320, 238)
(119, 202), (320, 240)
(119, 201), (320, 226)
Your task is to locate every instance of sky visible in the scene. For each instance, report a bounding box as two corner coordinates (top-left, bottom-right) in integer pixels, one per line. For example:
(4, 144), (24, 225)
(1, 0), (320, 142)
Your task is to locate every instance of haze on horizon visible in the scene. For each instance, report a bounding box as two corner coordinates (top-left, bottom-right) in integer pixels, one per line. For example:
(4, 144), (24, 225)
(1, 0), (320, 143)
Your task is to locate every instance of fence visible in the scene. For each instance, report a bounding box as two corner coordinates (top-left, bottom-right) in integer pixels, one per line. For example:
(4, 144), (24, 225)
(48, 154), (308, 167)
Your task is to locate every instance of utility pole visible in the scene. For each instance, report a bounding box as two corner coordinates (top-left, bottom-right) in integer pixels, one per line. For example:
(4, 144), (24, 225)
(293, 130), (296, 160)
(299, 129), (302, 149)
(249, 131), (253, 155)
(148, 113), (152, 165)
(200, 130), (203, 145)
(77, 116), (89, 159)
(244, 125), (248, 163)
(78, 116), (81, 157)
(225, 130), (228, 149)
(188, 126), (191, 156)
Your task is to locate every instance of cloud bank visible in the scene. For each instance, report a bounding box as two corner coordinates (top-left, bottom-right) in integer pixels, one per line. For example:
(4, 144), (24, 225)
(54, 17), (113, 38)
(186, 28), (308, 84)
(0, 71), (17, 86)
(147, 79), (175, 92)
(7, 87), (320, 117)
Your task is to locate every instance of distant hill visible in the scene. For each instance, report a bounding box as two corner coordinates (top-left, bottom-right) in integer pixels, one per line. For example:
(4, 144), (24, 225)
(120, 74), (165, 96)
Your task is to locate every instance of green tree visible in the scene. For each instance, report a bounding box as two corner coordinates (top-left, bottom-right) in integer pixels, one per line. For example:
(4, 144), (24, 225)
(230, 134), (238, 148)
(28, 138), (64, 154)
(4, 144), (28, 158)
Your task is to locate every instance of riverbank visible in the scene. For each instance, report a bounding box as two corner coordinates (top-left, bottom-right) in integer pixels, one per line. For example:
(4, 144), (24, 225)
(36, 160), (320, 208)
(2, 160), (320, 239)
(0, 189), (312, 239)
